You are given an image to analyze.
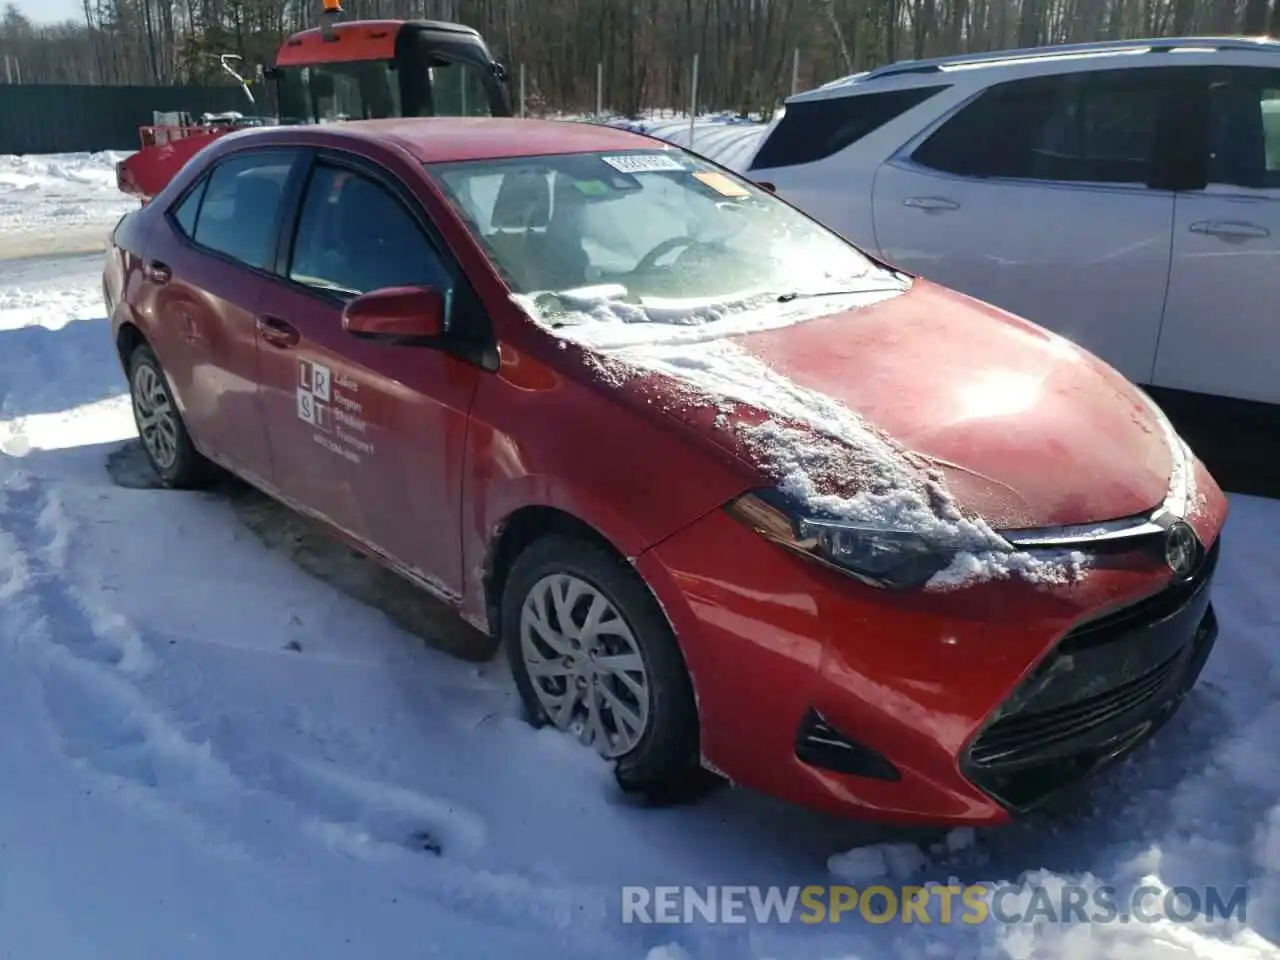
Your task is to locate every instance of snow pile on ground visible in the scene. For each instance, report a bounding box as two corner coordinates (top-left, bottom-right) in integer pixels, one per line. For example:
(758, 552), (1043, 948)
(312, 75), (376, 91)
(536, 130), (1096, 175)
(0, 150), (137, 233)
(1, 205), (1280, 957)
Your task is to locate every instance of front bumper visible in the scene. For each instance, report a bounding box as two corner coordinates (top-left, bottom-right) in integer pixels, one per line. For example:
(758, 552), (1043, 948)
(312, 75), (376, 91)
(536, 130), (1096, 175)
(635, 466), (1227, 825)
(960, 538), (1219, 812)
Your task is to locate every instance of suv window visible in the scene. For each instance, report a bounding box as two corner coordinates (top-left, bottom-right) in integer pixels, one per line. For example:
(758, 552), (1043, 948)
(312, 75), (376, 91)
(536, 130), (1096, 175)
(190, 152), (298, 270)
(749, 86), (947, 170)
(912, 69), (1169, 185)
(1206, 68), (1280, 190)
(288, 163), (453, 297)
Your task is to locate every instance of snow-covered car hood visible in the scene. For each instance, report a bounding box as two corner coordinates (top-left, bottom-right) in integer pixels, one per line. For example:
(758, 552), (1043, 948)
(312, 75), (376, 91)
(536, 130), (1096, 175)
(516, 277), (1176, 536)
(719, 280), (1174, 530)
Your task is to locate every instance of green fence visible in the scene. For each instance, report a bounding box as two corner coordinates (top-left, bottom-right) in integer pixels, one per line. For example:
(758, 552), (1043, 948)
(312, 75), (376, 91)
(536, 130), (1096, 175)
(0, 84), (255, 155)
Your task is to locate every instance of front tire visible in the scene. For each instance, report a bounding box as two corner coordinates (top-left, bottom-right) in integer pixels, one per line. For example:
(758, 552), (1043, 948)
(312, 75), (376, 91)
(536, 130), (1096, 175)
(126, 343), (217, 489)
(502, 534), (708, 800)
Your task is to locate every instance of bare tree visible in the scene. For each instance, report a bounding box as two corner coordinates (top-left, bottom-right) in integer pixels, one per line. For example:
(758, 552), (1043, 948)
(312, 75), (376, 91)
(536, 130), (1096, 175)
(0, 0), (1273, 115)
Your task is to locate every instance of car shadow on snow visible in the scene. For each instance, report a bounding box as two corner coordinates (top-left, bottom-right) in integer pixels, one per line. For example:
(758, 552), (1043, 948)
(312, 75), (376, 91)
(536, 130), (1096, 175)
(104, 437), (498, 664)
(84, 438), (1266, 879)
(0, 314), (126, 417)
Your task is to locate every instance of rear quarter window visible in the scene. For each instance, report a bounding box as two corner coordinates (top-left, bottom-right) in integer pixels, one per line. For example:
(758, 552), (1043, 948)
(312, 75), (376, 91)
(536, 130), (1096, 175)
(1265, 97), (1280, 171)
(749, 85), (948, 170)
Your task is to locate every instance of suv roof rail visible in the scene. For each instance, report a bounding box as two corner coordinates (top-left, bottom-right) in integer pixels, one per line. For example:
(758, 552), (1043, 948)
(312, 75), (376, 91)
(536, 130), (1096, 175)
(818, 35), (1280, 88)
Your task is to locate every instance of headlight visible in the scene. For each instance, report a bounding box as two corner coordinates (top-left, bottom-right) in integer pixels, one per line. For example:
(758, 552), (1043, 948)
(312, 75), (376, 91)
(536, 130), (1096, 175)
(725, 489), (974, 589)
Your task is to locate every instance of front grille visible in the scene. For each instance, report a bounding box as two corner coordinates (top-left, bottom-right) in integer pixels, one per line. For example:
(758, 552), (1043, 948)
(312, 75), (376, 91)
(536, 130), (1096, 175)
(961, 534), (1221, 812)
(969, 649), (1181, 765)
(1059, 537), (1220, 654)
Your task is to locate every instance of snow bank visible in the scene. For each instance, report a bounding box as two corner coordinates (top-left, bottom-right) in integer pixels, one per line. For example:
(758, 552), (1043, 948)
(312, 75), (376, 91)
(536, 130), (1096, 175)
(0, 150), (137, 241)
(514, 289), (1090, 590)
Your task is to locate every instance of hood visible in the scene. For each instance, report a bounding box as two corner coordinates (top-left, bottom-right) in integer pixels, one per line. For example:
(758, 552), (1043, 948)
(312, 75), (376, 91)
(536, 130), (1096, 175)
(710, 280), (1172, 530)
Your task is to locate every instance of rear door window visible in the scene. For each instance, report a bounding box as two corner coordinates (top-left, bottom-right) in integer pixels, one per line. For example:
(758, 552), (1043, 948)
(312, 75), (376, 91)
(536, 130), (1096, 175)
(911, 69), (1170, 185)
(1205, 67), (1280, 189)
(749, 86), (948, 169)
(190, 151), (299, 270)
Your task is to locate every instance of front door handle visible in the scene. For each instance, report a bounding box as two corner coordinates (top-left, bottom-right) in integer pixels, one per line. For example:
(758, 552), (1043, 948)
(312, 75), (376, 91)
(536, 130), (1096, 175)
(145, 259), (171, 284)
(902, 195), (960, 212)
(257, 314), (300, 348)
(1188, 220), (1270, 241)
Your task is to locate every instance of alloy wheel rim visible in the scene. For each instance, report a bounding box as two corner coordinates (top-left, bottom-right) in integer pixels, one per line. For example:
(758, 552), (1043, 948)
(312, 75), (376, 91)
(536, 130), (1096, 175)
(132, 364), (179, 470)
(519, 573), (651, 758)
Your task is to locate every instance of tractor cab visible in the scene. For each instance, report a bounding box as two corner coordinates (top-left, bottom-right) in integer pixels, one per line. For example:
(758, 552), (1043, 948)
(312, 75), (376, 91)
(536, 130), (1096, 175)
(116, 5), (512, 202)
(268, 18), (510, 123)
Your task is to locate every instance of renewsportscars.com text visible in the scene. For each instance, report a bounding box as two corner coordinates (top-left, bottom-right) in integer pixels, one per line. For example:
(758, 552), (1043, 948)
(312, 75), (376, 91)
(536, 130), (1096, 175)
(620, 884), (1248, 925)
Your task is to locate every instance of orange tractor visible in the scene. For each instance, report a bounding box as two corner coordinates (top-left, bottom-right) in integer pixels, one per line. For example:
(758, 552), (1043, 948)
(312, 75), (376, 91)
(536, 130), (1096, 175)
(117, 0), (512, 201)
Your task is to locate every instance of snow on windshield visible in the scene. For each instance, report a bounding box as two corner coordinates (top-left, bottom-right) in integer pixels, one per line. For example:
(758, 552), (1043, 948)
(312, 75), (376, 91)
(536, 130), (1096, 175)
(431, 149), (901, 325)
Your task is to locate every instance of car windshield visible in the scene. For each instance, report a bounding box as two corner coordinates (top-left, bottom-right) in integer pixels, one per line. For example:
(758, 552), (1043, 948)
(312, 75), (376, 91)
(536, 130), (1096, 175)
(426, 150), (900, 329)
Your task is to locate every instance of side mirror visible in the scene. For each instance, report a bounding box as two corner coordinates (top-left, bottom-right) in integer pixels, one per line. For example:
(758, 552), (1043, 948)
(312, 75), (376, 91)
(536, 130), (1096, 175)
(342, 286), (446, 343)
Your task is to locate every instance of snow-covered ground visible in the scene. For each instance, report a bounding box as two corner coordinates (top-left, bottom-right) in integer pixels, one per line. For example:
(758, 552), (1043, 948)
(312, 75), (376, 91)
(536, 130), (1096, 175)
(2, 162), (1280, 960)
(0, 152), (139, 258)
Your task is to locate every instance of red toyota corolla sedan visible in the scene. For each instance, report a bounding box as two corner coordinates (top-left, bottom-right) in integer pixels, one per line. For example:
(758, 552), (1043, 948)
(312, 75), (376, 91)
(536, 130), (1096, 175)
(103, 117), (1227, 825)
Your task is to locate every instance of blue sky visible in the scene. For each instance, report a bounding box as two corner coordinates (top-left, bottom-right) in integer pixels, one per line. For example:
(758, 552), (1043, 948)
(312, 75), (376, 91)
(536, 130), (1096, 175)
(13, 0), (85, 24)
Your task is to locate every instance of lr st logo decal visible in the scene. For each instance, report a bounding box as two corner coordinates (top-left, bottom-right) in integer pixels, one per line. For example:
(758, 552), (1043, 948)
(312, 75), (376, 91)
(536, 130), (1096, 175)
(296, 359), (333, 432)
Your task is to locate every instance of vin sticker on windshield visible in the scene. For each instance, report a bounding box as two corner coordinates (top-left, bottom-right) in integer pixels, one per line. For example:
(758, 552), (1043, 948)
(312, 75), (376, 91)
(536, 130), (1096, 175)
(600, 153), (686, 174)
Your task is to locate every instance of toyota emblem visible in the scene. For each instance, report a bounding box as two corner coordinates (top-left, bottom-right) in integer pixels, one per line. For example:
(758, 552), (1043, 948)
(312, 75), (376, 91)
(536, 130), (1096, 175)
(1165, 522), (1199, 578)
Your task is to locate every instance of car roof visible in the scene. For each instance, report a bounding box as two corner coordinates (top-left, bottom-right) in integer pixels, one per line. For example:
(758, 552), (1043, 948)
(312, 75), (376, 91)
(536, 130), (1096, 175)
(792, 35), (1280, 103)
(231, 118), (678, 164)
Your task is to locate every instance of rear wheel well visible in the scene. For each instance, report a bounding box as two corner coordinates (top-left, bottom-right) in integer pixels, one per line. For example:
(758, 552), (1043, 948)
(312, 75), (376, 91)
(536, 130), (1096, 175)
(484, 506), (624, 636)
(116, 322), (146, 368)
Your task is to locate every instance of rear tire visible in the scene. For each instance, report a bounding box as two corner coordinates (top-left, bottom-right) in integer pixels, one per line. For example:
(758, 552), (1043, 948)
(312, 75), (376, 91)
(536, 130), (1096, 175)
(126, 343), (217, 489)
(501, 534), (712, 801)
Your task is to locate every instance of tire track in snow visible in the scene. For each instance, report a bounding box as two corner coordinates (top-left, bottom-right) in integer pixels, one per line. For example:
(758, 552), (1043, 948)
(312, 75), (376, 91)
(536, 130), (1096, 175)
(0, 473), (252, 854)
(0, 470), (682, 957)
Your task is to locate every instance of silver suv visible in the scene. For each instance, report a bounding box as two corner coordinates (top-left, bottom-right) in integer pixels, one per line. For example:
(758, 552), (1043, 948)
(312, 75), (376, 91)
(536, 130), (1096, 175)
(745, 37), (1280, 409)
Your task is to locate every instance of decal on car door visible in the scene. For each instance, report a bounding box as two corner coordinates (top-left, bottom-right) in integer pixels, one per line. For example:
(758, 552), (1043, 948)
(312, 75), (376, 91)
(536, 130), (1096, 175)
(296, 358), (375, 464)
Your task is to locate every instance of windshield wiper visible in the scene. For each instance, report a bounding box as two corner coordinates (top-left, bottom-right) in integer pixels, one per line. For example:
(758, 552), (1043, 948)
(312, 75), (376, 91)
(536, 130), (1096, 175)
(776, 286), (900, 302)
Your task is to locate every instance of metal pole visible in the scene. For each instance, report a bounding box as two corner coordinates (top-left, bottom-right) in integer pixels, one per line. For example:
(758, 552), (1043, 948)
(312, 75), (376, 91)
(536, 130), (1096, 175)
(791, 48), (800, 97)
(688, 54), (699, 148)
(3, 57), (10, 85)
(595, 62), (603, 116)
(519, 63), (526, 117)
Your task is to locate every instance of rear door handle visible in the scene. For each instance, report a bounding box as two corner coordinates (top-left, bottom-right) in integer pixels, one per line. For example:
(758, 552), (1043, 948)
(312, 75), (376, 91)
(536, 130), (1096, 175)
(1189, 220), (1270, 241)
(256, 314), (300, 348)
(903, 195), (960, 212)
(145, 259), (171, 283)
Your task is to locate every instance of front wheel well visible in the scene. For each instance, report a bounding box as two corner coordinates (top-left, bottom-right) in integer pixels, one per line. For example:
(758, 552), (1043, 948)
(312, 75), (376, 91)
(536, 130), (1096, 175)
(483, 506), (624, 637)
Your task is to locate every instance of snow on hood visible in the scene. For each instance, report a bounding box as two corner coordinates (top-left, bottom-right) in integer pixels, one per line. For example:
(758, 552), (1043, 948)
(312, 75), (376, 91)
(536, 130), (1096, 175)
(512, 286), (1090, 591)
